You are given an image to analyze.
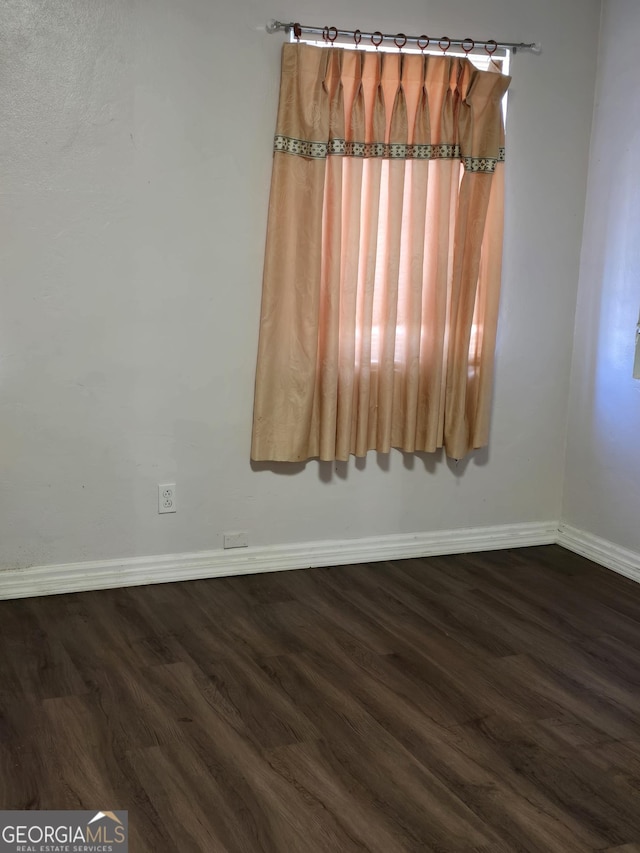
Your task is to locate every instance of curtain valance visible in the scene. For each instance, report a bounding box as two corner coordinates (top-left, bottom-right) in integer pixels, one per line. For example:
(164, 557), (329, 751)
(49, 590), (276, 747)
(272, 45), (509, 170)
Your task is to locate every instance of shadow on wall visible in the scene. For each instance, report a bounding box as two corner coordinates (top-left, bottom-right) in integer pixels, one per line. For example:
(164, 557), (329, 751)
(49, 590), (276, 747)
(250, 445), (489, 482)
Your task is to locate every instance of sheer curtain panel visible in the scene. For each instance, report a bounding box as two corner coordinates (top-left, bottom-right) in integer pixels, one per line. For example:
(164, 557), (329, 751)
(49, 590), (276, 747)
(252, 43), (511, 462)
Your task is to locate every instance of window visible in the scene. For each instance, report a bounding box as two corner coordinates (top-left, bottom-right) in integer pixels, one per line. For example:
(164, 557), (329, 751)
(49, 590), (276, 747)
(252, 40), (511, 462)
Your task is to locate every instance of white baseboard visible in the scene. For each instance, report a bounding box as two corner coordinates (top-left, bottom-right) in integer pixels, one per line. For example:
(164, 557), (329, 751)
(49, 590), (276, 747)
(0, 521), (558, 601)
(557, 524), (640, 585)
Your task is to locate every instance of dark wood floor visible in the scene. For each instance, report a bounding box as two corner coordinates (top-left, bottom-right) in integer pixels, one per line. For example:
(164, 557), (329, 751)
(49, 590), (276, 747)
(1, 545), (640, 851)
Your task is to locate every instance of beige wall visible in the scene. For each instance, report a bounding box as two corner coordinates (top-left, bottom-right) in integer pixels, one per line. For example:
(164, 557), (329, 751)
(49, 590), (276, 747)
(0, 0), (600, 569)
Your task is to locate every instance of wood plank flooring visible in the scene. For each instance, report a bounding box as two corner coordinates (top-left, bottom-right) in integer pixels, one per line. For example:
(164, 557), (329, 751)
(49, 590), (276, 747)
(1, 544), (640, 851)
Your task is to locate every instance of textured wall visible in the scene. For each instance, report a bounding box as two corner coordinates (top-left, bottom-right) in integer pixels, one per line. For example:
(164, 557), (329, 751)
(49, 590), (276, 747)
(0, 0), (600, 568)
(563, 0), (640, 551)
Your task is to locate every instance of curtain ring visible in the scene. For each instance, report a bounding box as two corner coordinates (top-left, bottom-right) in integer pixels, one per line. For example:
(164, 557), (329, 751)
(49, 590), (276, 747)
(484, 39), (498, 56)
(371, 31), (383, 49)
(292, 23), (302, 42)
(326, 25), (338, 44)
(353, 29), (362, 48)
(394, 33), (407, 51)
(322, 25), (329, 42)
(417, 35), (430, 52)
(438, 36), (451, 53)
(462, 37), (475, 55)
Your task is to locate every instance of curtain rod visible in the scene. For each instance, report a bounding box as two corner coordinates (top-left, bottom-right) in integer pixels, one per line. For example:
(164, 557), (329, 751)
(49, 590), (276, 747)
(266, 20), (540, 54)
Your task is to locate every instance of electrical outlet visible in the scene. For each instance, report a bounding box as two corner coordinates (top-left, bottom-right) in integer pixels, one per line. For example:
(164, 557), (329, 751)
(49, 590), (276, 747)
(158, 483), (177, 514)
(223, 530), (248, 549)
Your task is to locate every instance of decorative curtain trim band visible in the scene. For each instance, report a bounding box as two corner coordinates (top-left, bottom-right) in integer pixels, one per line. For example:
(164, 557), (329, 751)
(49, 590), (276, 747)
(274, 134), (505, 171)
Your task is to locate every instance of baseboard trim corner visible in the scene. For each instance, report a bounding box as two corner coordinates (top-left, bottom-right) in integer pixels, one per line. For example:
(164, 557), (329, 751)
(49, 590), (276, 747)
(557, 524), (640, 585)
(0, 520), (558, 601)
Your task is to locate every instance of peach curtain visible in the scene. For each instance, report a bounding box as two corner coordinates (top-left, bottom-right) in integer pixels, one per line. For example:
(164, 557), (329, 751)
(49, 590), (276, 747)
(252, 43), (510, 462)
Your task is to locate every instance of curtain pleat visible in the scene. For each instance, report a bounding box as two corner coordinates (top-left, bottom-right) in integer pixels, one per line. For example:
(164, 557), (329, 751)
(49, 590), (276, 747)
(252, 43), (510, 462)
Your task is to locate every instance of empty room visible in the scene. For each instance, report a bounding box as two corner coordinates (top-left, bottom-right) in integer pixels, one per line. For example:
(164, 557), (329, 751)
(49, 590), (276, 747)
(1, 0), (639, 850)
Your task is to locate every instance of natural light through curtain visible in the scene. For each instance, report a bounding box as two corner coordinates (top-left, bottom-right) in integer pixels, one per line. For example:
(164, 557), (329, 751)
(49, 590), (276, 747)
(252, 43), (510, 462)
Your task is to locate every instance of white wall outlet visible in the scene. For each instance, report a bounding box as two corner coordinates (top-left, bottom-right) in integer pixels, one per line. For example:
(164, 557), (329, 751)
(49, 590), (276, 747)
(158, 483), (177, 514)
(223, 530), (248, 549)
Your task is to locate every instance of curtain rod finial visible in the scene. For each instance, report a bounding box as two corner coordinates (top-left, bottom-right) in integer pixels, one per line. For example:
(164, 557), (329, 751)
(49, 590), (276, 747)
(266, 19), (284, 34)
